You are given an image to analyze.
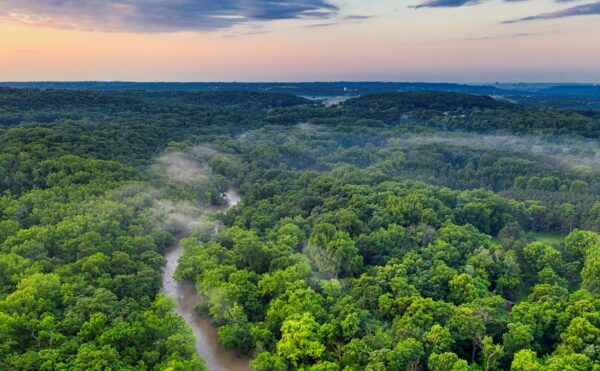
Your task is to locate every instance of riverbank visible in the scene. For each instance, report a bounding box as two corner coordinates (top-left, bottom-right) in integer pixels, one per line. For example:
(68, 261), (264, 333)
(161, 190), (250, 371)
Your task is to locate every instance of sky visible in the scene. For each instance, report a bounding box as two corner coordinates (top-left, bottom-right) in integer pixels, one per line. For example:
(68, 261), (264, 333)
(0, 0), (599, 83)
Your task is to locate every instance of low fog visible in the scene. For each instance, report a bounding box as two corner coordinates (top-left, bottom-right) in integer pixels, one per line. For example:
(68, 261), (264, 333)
(388, 132), (600, 172)
(150, 146), (227, 236)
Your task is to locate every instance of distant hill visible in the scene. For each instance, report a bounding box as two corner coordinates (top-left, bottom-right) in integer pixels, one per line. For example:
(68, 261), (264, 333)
(0, 88), (309, 112)
(343, 91), (511, 112)
(537, 85), (600, 97)
(0, 81), (515, 96)
(2, 81), (599, 110)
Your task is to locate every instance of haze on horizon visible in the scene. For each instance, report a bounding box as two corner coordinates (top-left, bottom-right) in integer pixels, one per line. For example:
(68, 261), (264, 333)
(0, 0), (599, 83)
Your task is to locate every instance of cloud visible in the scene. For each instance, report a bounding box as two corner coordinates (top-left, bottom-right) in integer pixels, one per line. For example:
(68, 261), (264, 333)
(343, 15), (372, 20)
(503, 1), (600, 23)
(463, 32), (539, 41)
(301, 14), (374, 29)
(412, 0), (575, 9)
(413, 0), (484, 9)
(303, 22), (340, 28)
(0, 0), (338, 33)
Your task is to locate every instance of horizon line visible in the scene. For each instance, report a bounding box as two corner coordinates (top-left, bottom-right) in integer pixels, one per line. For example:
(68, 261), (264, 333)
(1, 80), (599, 85)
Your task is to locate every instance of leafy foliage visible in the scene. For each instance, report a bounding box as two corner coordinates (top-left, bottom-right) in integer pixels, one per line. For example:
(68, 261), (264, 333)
(2, 88), (600, 369)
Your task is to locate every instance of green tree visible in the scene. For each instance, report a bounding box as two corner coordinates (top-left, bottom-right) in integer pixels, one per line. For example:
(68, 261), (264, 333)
(305, 223), (363, 277)
(217, 303), (254, 354)
(428, 352), (469, 371)
(424, 324), (454, 354)
(448, 273), (487, 304)
(478, 336), (504, 371)
(276, 312), (325, 367)
(387, 338), (425, 371)
(582, 257), (600, 294)
(510, 349), (543, 371)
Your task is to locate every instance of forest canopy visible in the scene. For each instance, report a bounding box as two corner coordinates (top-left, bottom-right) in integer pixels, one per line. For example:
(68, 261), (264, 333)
(1, 88), (600, 370)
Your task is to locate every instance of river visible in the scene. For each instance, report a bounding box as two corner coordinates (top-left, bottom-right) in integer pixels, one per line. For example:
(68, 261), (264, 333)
(161, 190), (251, 371)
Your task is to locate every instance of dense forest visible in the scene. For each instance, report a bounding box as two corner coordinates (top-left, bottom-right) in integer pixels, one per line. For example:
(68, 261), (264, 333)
(2, 87), (600, 370)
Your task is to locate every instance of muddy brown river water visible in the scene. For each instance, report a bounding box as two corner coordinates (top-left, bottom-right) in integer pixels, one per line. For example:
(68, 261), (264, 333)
(161, 190), (251, 371)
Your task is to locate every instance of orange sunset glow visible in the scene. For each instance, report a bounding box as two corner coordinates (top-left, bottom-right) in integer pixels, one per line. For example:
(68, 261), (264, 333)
(1, 0), (599, 82)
